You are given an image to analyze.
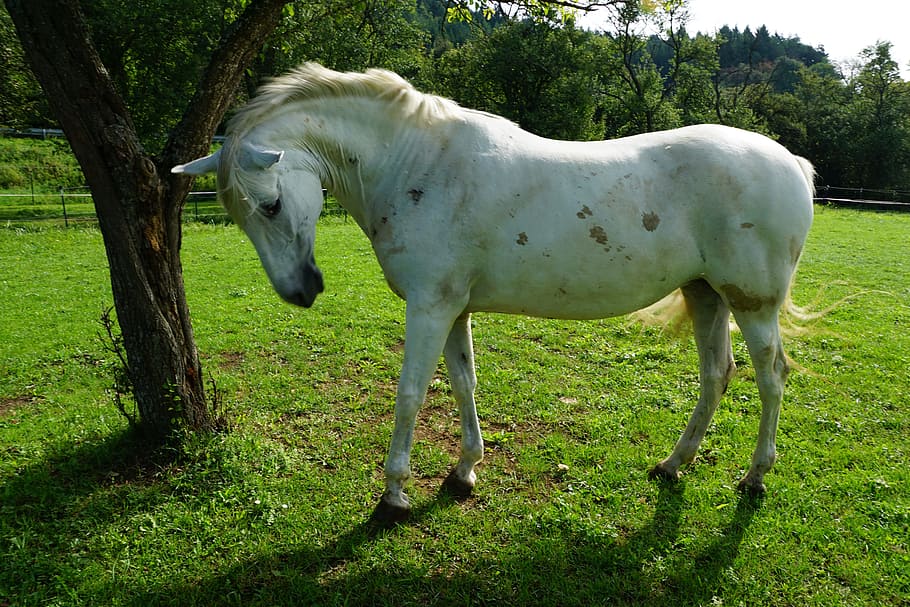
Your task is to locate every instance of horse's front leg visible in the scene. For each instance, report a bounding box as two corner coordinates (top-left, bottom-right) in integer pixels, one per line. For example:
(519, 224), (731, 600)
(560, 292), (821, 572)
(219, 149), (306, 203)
(373, 299), (460, 524)
(440, 313), (483, 498)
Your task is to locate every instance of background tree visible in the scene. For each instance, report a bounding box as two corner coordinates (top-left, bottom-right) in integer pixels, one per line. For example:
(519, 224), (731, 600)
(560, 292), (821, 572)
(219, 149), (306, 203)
(4, 0), (291, 442)
(244, 0), (432, 95)
(436, 19), (604, 140)
(415, 0), (479, 57)
(845, 42), (910, 188)
(793, 61), (853, 185)
(647, 1), (720, 126)
(598, 0), (681, 134)
(80, 0), (242, 151)
(0, 8), (51, 128)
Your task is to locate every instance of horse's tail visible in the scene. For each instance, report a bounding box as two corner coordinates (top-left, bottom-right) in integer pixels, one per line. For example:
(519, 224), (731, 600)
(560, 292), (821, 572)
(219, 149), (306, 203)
(778, 154), (818, 334)
(630, 284), (819, 337)
(795, 155), (817, 197)
(628, 290), (690, 334)
(631, 279), (842, 337)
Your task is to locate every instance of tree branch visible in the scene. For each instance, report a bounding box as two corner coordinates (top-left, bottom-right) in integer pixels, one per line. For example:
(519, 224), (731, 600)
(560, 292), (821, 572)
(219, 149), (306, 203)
(162, 0), (291, 174)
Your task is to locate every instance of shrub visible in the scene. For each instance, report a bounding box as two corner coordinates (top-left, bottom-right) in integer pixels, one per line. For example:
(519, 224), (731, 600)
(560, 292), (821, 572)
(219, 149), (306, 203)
(0, 136), (84, 191)
(0, 163), (26, 188)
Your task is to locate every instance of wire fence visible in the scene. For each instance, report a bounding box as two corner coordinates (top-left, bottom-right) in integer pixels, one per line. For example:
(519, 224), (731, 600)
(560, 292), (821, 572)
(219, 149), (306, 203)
(1, 179), (908, 228)
(813, 185), (910, 211)
(2, 130), (909, 221)
(0, 187), (347, 227)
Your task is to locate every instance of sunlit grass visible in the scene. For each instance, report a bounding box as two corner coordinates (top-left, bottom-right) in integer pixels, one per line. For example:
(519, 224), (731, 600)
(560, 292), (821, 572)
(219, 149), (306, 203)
(1, 208), (907, 606)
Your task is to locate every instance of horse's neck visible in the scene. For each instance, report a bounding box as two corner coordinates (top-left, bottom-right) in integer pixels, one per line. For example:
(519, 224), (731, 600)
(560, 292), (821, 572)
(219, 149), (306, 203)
(274, 100), (425, 230)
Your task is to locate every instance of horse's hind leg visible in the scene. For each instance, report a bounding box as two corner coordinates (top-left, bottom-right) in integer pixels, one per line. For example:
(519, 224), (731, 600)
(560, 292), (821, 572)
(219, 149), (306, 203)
(733, 309), (790, 495)
(441, 313), (484, 498)
(650, 280), (735, 481)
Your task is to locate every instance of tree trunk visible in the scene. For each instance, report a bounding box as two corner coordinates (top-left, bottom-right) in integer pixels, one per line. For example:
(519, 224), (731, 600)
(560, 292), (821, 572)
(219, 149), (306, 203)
(6, 0), (289, 442)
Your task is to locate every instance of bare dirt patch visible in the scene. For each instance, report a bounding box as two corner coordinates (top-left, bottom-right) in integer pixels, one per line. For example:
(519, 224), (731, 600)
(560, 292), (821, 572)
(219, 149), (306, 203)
(217, 351), (246, 370)
(0, 395), (38, 418)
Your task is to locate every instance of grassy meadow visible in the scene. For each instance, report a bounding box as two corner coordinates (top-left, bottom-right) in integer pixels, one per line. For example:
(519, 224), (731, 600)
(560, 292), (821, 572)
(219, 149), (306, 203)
(0, 207), (907, 606)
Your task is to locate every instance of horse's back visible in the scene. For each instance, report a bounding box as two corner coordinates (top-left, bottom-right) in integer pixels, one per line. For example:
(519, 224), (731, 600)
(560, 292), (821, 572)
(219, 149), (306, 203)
(460, 121), (813, 245)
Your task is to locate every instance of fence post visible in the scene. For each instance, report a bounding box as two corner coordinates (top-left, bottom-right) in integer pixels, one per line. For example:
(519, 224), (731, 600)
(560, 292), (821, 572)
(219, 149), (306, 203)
(60, 187), (69, 228)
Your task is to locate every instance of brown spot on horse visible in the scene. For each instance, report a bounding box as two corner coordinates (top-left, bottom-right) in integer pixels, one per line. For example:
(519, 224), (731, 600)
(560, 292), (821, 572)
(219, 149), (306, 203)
(589, 225), (608, 245)
(576, 205), (593, 219)
(642, 212), (660, 232)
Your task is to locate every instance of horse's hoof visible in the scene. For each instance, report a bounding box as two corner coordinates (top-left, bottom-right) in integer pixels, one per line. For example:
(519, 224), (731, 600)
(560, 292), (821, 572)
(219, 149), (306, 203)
(440, 469), (475, 500)
(370, 498), (411, 527)
(648, 462), (681, 482)
(737, 476), (767, 497)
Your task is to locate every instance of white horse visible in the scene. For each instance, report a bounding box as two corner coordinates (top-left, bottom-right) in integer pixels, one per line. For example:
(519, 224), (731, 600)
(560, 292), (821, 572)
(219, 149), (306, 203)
(174, 63), (814, 522)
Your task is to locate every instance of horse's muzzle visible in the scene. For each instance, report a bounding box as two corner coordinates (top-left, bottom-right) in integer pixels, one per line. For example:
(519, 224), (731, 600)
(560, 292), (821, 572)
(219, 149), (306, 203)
(280, 257), (324, 308)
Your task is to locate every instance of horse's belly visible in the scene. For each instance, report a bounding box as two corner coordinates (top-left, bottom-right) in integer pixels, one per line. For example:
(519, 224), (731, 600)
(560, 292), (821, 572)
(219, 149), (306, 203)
(467, 292), (665, 320)
(466, 252), (697, 320)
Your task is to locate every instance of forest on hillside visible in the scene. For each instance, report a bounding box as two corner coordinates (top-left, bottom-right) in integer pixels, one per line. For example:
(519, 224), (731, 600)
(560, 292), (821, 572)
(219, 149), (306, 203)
(1, 0), (908, 190)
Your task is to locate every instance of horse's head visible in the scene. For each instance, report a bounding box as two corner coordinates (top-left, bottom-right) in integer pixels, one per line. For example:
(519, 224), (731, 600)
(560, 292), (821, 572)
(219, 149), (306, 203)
(172, 141), (325, 307)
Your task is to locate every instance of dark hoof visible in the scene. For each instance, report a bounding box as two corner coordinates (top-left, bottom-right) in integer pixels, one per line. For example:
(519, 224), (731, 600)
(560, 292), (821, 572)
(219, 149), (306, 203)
(370, 498), (411, 527)
(440, 470), (474, 500)
(648, 463), (681, 482)
(737, 477), (767, 497)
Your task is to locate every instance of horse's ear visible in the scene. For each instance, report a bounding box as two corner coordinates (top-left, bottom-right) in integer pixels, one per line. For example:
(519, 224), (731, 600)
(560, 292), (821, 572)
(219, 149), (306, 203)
(171, 150), (221, 175)
(241, 146), (284, 170)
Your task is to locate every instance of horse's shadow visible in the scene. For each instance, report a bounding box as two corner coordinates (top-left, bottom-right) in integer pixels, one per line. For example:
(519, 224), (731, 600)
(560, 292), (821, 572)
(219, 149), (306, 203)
(120, 477), (762, 606)
(1, 426), (759, 606)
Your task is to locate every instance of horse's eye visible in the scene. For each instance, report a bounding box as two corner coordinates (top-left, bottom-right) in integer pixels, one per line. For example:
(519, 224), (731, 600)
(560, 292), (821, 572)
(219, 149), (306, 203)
(262, 197), (282, 218)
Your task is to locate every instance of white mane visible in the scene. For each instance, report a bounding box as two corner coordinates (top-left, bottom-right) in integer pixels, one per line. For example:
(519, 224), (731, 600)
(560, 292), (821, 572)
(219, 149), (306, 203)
(218, 64), (469, 218)
(226, 63), (461, 140)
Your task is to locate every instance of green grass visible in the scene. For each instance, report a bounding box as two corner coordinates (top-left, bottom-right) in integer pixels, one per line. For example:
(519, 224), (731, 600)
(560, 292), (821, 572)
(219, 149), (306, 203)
(1, 208), (908, 606)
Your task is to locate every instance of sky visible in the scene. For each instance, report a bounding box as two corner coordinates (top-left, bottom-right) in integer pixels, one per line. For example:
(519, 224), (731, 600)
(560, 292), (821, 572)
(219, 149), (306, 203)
(577, 0), (910, 78)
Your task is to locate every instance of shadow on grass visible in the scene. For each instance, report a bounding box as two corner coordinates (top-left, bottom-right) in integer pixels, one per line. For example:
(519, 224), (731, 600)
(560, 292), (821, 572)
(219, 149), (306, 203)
(0, 427), (761, 606)
(121, 479), (763, 607)
(0, 429), (183, 599)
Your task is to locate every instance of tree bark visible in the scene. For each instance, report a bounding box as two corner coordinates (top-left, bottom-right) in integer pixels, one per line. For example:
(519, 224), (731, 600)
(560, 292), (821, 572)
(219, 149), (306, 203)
(5, 0), (289, 442)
